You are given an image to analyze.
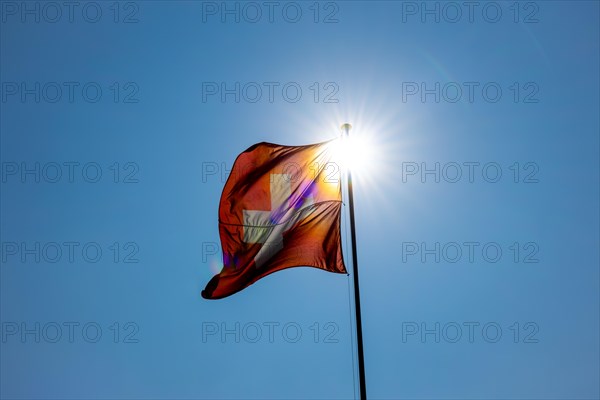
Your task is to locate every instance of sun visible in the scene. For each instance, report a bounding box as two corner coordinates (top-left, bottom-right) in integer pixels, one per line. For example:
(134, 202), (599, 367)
(327, 125), (376, 174)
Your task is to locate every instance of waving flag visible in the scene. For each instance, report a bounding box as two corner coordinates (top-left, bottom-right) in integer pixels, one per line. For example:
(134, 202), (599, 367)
(202, 140), (347, 299)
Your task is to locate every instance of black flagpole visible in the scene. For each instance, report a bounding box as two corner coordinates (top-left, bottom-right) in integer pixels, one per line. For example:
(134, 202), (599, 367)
(341, 123), (367, 400)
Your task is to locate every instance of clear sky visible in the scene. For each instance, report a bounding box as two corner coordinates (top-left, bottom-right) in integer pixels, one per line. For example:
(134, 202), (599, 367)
(1, 1), (599, 399)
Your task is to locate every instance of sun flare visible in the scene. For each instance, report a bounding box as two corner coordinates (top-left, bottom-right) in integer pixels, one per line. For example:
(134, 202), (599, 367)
(328, 133), (375, 174)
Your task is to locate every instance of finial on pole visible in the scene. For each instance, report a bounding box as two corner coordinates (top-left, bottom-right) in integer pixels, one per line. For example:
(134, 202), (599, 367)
(341, 123), (352, 137)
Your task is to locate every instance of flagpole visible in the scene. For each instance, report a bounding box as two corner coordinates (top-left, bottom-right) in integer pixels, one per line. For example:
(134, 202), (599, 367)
(341, 123), (367, 400)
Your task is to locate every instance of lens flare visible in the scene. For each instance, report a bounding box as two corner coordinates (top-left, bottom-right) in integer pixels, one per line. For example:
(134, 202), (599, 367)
(209, 258), (224, 275)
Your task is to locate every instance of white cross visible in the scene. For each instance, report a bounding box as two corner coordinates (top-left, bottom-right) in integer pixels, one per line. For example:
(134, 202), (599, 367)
(243, 174), (314, 268)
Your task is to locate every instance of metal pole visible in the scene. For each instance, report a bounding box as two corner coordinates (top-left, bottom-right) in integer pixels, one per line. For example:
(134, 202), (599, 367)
(341, 123), (367, 400)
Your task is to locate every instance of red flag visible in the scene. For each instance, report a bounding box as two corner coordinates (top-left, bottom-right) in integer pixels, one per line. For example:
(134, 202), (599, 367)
(202, 140), (347, 299)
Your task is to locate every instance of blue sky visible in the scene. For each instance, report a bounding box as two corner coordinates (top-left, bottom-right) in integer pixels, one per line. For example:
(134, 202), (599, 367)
(1, 1), (599, 399)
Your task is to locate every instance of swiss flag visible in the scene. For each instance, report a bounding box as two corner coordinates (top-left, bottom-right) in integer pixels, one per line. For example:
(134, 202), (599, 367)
(202, 140), (347, 299)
